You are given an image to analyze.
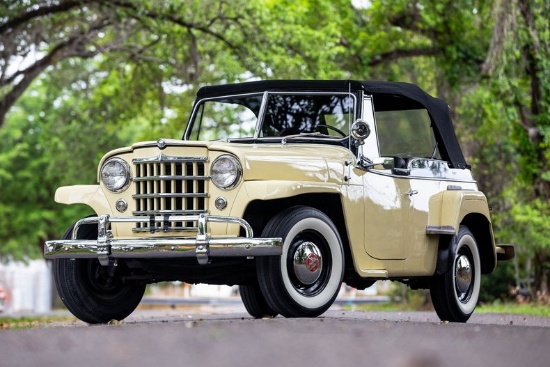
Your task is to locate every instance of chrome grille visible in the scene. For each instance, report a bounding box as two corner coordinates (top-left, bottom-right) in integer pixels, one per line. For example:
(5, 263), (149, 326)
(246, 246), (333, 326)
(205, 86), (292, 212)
(132, 154), (208, 232)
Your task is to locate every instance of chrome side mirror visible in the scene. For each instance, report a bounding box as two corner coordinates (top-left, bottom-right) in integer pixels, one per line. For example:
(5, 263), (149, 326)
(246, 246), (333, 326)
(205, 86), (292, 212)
(351, 119), (370, 145)
(368, 157), (395, 170)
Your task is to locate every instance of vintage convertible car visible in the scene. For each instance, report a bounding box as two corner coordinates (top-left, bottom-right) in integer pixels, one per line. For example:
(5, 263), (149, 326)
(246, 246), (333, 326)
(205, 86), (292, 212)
(45, 80), (514, 323)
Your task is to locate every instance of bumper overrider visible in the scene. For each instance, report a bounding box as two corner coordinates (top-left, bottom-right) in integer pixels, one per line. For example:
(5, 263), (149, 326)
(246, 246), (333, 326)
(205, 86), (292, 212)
(44, 214), (283, 265)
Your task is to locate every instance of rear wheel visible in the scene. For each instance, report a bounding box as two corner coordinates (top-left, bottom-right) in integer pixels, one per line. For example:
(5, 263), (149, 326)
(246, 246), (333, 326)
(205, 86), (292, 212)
(430, 226), (481, 322)
(239, 283), (278, 318)
(53, 222), (146, 324)
(257, 206), (344, 317)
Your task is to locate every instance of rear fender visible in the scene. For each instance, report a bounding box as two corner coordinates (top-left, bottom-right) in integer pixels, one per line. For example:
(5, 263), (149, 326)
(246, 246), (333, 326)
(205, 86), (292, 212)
(427, 190), (497, 274)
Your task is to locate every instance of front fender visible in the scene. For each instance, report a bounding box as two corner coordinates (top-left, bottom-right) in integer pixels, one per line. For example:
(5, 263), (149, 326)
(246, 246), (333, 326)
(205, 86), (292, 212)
(241, 180), (343, 202)
(55, 185), (112, 215)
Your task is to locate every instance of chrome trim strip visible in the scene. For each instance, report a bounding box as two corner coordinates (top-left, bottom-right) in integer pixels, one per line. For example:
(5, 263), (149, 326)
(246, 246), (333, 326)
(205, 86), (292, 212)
(132, 227), (199, 232)
(447, 185), (463, 190)
(368, 169), (476, 183)
(132, 154), (208, 164)
(254, 91), (269, 139)
(132, 210), (206, 216)
(426, 225), (456, 235)
(132, 193), (208, 199)
(132, 175), (210, 182)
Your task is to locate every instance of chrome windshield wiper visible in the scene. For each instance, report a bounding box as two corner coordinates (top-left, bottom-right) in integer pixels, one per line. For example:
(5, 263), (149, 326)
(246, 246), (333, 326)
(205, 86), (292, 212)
(281, 132), (336, 144)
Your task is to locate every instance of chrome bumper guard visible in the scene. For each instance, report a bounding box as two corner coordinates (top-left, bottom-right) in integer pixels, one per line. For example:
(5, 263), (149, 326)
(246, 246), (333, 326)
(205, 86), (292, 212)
(44, 214), (283, 265)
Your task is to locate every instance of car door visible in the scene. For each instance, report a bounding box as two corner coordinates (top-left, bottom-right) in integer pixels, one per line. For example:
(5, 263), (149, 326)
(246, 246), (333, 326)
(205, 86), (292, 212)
(362, 171), (413, 260)
(360, 96), (443, 260)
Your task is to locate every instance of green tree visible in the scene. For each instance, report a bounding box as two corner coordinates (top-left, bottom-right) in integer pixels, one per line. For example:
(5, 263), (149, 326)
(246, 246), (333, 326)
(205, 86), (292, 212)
(0, 71), (125, 259)
(0, 0), (257, 126)
(473, 0), (550, 294)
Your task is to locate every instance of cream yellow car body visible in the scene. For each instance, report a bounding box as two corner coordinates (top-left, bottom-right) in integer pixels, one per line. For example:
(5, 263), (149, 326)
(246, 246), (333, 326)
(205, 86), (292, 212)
(54, 139), (493, 279)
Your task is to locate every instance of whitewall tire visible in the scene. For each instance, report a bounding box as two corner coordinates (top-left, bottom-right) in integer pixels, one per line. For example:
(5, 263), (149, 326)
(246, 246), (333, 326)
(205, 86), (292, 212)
(257, 206), (344, 317)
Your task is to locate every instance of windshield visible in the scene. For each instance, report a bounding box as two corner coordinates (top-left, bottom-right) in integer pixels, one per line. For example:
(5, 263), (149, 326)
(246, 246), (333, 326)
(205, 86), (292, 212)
(187, 92), (355, 141)
(261, 94), (354, 138)
(188, 94), (263, 141)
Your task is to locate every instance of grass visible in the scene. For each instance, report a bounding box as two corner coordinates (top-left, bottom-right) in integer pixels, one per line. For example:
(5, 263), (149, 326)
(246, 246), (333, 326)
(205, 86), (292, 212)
(477, 302), (550, 318)
(0, 315), (77, 330)
(347, 301), (550, 318)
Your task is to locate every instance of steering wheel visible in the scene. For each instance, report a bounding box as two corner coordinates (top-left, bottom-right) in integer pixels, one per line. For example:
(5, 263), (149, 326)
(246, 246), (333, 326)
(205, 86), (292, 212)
(315, 124), (347, 138)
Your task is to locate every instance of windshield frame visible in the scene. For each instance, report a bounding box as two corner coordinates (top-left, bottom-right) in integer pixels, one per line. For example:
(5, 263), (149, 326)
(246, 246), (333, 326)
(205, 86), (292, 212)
(184, 91), (358, 142)
(259, 91), (357, 140)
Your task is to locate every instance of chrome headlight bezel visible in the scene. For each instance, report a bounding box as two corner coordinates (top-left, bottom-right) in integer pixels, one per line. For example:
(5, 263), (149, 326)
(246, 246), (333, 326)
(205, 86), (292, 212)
(100, 157), (131, 192)
(210, 155), (242, 189)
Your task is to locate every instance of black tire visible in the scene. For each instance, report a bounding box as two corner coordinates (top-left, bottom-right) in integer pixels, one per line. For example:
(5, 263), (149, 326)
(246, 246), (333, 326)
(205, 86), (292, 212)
(430, 226), (481, 322)
(257, 206), (344, 317)
(53, 221), (146, 324)
(239, 283), (278, 318)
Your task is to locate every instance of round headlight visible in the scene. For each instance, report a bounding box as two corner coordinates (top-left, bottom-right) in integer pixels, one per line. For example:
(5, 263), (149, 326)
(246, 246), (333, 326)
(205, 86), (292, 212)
(210, 155), (242, 189)
(101, 157), (131, 192)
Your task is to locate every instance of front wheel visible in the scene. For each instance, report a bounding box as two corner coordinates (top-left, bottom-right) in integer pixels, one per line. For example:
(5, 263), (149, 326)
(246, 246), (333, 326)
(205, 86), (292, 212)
(430, 226), (481, 322)
(257, 206), (344, 318)
(53, 222), (146, 324)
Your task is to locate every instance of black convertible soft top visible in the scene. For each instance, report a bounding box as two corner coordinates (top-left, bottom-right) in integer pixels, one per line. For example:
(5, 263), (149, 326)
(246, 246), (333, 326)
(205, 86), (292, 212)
(196, 80), (467, 169)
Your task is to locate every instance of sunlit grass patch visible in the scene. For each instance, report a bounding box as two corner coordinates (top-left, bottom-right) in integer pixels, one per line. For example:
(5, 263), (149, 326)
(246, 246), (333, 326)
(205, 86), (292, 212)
(347, 301), (550, 318)
(0, 315), (77, 330)
(477, 302), (550, 318)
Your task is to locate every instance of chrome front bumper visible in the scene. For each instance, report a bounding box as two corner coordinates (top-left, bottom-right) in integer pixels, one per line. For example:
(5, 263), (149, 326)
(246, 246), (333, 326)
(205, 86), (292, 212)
(44, 214), (283, 265)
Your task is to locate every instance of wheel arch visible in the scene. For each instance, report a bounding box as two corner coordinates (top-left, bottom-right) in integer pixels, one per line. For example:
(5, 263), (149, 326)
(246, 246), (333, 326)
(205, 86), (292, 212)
(434, 214), (496, 277)
(242, 193), (356, 281)
(460, 213), (496, 274)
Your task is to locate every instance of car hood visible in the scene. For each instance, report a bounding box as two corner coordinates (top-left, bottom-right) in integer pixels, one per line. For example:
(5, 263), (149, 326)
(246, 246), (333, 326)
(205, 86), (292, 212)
(99, 139), (354, 184)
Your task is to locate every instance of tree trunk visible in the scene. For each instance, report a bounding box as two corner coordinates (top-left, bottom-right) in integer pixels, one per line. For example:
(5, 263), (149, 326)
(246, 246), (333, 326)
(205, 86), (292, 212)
(533, 249), (549, 296)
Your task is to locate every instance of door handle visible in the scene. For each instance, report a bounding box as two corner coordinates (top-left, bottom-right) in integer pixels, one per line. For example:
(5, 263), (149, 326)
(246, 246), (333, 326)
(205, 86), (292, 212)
(406, 190), (418, 196)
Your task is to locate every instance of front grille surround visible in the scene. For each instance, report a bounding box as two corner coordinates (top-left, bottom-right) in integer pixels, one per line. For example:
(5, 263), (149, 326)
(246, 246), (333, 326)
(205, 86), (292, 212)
(132, 154), (209, 232)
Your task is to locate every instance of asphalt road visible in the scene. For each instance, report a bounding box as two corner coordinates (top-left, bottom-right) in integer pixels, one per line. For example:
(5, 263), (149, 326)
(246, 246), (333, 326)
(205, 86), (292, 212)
(1, 305), (548, 367)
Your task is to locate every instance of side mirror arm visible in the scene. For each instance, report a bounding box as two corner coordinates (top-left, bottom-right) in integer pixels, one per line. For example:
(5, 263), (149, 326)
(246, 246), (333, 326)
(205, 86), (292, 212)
(350, 119), (394, 171)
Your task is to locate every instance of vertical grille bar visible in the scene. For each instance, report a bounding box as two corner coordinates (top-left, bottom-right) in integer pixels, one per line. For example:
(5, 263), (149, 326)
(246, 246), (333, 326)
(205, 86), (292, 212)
(132, 154), (209, 232)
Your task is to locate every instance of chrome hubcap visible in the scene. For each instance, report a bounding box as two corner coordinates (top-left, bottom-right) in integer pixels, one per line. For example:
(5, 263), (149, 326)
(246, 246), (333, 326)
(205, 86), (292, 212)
(455, 254), (472, 300)
(292, 241), (323, 285)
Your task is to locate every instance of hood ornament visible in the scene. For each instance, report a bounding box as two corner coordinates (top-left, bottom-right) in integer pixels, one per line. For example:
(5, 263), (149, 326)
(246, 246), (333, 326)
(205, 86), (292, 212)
(157, 138), (167, 150)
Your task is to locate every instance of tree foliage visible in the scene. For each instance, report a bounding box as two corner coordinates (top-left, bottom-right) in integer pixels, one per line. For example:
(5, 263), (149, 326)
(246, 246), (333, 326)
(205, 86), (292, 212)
(472, 0), (550, 293)
(1, 0), (549, 297)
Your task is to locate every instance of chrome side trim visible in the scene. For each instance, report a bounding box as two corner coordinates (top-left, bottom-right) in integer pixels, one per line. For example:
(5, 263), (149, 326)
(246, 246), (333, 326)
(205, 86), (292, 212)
(447, 185), (463, 190)
(426, 225), (456, 235)
(368, 169), (476, 183)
